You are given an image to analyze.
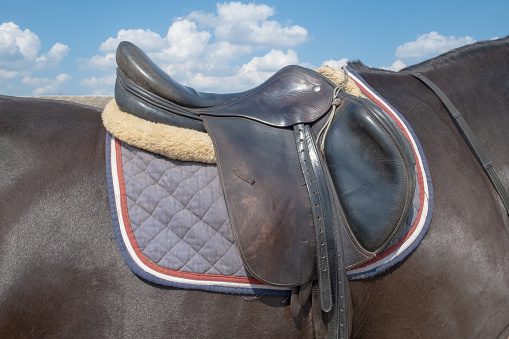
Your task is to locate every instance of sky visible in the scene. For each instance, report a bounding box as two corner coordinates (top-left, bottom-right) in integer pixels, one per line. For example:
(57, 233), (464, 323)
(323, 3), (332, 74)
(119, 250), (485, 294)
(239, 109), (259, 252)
(1, 0), (507, 96)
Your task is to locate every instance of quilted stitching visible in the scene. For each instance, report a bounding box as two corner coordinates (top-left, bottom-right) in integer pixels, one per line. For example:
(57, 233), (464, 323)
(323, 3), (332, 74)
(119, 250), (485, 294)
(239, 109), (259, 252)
(121, 142), (248, 277)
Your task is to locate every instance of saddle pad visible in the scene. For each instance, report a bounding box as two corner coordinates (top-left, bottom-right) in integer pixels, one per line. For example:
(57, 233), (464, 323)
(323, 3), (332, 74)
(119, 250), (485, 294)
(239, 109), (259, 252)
(106, 131), (289, 295)
(105, 68), (433, 294)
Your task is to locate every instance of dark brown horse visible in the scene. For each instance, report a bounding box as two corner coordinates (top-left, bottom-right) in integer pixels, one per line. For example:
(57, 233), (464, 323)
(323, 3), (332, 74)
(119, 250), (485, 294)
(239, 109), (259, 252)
(1, 37), (508, 338)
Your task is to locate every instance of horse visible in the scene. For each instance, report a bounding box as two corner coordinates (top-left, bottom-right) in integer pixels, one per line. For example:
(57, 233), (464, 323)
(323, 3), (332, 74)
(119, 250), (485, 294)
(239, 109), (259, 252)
(0, 37), (508, 338)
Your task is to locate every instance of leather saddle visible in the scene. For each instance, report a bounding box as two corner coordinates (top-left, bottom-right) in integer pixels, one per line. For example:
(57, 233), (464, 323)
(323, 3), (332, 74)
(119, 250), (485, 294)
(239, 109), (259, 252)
(114, 41), (416, 337)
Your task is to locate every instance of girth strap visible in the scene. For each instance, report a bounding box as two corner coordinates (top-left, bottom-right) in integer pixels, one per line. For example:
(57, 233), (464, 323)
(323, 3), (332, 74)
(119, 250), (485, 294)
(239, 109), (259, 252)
(409, 72), (509, 220)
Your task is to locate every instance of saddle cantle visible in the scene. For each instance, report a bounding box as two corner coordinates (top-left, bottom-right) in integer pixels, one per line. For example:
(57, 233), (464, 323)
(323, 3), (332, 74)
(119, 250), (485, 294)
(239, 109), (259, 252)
(113, 41), (417, 337)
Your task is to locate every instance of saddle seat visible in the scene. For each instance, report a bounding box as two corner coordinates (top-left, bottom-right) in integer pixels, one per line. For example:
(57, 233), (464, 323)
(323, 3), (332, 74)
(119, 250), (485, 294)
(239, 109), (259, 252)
(113, 41), (417, 288)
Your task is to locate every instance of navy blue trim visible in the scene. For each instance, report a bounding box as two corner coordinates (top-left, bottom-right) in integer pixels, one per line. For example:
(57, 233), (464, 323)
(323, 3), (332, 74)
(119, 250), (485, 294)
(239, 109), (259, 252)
(106, 132), (290, 296)
(345, 67), (434, 280)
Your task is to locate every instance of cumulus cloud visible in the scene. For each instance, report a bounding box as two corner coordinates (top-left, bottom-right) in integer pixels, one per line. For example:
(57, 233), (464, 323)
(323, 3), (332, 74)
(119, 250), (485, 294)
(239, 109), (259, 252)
(99, 29), (166, 53)
(380, 59), (407, 72)
(177, 49), (300, 92)
(374, 31), (477, 72)
(81, 2), (309, 93)
(188, 2), (308, 47)
(0, 69), (23, 79)
(80, 52), (116, 71)
(22, 73), (71, 95)
(240, 49), (299, 72)
(35, 43), (70, 69)
(231, 49), (298, 86)
(80, 73), (116, 95)
(0, 22), (40, 65)
(0, 22), (69, 70)
(395, 31), (476, 59)
(321, 58), (349, 69)
(0, 21), (70, 95)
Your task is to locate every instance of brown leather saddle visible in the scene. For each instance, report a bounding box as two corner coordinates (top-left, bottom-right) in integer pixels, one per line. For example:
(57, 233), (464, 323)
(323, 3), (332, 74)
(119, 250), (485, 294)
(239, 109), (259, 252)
(114, 41), (416, 338)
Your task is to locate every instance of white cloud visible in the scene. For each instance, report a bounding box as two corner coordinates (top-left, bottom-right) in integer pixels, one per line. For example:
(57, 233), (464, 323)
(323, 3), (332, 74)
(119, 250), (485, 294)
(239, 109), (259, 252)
(395, 31), (476, 59)
(0, 22), (40, 63)
(22, 73), (71, 95)
(233, 49), (299, 88)
(0, 22), (40, 69)
(80, 73), (116, 95)
(0, 22), (69, 70)
(188, 2), (308, 47)
(164, 19), (211, 61)
(321, 58), (349, 69)
(0, 22), (70, 95)
(80, 2), (309, 93)
(380, 59), (407, 72)
(81, 52), (116, 71)
(99, 29), (165, 53)
(240, 49), (299, 73)
(0, 69), (24, 79)
(35, 42), (70, 69)
(185, 49), (299, 92)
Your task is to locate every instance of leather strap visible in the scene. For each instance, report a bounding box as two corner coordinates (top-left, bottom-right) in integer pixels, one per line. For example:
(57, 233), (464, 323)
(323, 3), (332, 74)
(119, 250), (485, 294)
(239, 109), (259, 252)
(295, 124), (332, 312)
(312, 283), (328, 339)
(305, 123), (350, 338)
(409, 72), (509, 220)
(325, 180), (350, 339)
(295, 123), (350, 338)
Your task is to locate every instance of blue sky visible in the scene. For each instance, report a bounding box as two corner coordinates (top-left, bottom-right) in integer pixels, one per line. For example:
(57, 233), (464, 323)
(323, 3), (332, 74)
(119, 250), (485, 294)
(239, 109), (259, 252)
(1, 0), (507, 96)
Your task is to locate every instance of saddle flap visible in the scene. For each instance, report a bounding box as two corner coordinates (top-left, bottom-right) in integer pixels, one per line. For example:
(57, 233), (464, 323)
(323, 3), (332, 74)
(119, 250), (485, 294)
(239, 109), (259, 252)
(324, 93), (416, 253)
(203, 115), (316, 287)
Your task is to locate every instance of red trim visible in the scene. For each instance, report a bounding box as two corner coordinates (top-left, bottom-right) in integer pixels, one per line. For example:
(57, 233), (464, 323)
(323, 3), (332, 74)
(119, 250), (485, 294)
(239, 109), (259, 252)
(114, 138), (265, 285)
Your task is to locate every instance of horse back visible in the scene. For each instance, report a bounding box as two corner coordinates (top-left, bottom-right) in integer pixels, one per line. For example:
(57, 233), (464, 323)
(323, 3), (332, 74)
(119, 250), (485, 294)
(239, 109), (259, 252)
(0, 95), (315, 338)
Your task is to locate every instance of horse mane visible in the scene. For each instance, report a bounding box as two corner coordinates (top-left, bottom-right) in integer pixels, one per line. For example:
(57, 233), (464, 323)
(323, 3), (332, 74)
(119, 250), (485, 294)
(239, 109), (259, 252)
(347, 60), (394, 74)
(348, 36), (509, 74)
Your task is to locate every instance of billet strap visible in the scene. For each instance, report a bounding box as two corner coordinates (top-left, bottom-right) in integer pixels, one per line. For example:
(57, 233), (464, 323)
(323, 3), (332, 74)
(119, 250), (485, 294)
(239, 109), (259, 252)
(409, 72), (509, 220)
